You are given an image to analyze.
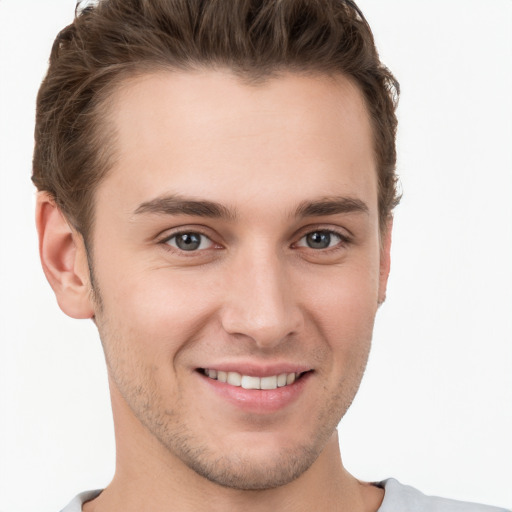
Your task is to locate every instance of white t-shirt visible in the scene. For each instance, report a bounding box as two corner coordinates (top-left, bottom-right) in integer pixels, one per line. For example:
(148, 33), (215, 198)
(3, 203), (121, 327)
(60, 479), (510, 511)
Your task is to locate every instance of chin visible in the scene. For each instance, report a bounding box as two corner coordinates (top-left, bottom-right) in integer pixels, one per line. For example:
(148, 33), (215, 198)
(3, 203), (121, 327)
(155, 416), (340, 491)
(180, 442), (321, 490)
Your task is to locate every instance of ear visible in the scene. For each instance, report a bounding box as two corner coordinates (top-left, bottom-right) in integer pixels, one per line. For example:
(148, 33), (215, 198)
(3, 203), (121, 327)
(35, 192), (94, 319)
(378, 217), (393, 306)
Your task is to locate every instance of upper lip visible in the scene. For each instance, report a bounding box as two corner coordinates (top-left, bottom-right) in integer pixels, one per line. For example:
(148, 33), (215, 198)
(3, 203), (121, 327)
(196, 362), (312, 377)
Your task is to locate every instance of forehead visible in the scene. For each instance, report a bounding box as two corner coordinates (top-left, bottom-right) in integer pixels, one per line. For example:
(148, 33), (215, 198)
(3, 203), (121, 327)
(97, 70), (377, 218)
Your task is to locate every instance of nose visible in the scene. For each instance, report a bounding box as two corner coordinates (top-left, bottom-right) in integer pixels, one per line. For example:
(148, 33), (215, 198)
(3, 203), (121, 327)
(220, 248), (304, 349)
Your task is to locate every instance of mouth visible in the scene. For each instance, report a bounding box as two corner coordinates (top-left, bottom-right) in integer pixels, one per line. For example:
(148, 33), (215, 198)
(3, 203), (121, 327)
(198, 368), (310, 390)
(196, 366), (313, 413)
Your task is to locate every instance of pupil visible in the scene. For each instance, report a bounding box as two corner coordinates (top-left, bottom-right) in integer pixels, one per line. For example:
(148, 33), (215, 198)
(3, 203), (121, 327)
(307, 231), (330, 249)
(176, 233), (201, 251)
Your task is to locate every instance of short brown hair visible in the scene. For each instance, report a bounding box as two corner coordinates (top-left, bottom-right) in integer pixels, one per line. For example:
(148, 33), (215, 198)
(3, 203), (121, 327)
(32, 0), (400, 240)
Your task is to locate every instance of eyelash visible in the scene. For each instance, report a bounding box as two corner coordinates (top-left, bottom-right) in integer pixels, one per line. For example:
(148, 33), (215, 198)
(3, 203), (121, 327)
(294, 229), (351, 251)
(158, 227), (352, 254)
(159, 229), (219, 254)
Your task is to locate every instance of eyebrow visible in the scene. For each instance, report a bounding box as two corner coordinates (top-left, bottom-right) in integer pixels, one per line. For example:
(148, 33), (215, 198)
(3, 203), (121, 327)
(134, 195), (236, 220)
(294, 196), (369, 218)
(133, 194), (368, 220)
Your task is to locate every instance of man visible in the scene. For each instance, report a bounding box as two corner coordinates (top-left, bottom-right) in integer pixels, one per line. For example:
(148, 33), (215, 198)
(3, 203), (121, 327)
(31, 1), (509, 511)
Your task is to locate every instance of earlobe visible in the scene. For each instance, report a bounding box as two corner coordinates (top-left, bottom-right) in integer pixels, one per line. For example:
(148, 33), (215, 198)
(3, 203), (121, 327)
(36, 192), (94, 319)
(378, 218), (393, 306)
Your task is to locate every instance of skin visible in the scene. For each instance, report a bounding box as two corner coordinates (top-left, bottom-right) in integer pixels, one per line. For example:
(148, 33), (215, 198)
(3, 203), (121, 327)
(37, 70), (391, 511)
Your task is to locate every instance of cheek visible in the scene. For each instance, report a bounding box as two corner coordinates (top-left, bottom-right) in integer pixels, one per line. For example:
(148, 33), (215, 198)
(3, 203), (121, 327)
(306, 260), (380, 322)
(302, 260), (380, 361)
(95, 264), (219, 355)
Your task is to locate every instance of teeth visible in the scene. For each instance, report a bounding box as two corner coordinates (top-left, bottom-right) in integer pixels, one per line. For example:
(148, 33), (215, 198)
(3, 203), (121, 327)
(241, 375), (260, 390)
(227, 372), (241, 386)
(204, 369), (302, 389)
(260, 376), (277, 390)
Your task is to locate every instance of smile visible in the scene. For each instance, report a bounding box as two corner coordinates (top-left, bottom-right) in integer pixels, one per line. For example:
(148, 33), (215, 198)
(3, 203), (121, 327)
(200, 369), (305, 390)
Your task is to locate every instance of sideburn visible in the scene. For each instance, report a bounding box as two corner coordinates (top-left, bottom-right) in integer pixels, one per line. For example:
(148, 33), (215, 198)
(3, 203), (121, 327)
(83, 235), (104, 315)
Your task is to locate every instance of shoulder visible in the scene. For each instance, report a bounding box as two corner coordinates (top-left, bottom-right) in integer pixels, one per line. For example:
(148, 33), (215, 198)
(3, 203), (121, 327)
(60, 490), (102, 512)
(377, 479), (510, 512)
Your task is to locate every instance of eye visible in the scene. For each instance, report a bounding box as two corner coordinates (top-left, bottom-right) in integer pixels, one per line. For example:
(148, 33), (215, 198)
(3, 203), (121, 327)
(296, 230), (344, 250)
(164, 232), (214, 252)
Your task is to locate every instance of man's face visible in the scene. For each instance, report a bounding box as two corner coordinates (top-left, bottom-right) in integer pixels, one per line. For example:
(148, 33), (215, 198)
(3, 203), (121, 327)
(87, 70), (390, 489)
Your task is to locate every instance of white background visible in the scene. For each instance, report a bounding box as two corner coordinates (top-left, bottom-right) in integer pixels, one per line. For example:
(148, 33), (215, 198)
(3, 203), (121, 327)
(0, 1), (511, 511)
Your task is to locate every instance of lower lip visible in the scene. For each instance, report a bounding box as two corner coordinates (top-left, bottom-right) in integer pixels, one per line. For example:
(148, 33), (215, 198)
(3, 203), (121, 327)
(198, 371), (312, 414)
